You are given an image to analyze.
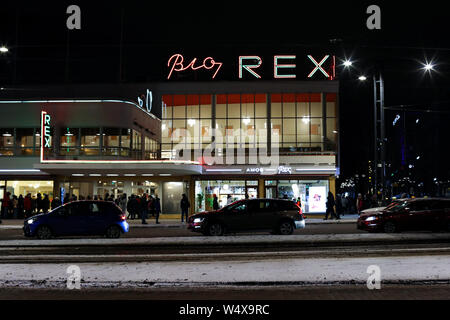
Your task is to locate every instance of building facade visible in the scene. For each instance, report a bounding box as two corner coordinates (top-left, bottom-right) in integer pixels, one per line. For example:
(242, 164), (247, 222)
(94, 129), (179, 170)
(0, 80), (339, 215)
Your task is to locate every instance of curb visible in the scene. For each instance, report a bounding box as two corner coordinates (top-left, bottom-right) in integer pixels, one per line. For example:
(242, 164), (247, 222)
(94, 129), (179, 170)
(0, 233), (449, 248)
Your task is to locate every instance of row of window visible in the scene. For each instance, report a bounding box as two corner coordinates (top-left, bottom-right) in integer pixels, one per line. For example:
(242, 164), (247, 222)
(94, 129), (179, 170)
(161, 93), (337, 154)
(161, 93), (336, 119)
(0, 127), (159, 158)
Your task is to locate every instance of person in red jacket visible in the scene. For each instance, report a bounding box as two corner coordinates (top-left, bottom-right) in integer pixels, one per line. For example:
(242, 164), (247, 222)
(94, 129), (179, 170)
(356, 193), (364, 215)
(24, 193), (32, 218)
(1, 192), (11, 220)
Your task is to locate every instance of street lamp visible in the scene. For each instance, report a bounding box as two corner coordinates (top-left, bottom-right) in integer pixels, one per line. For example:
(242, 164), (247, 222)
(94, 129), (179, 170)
(358, 75), (367, 81)
(0, 46), (8, 53)
(423, 63), (434, 71)
(343, 60), (353, 67)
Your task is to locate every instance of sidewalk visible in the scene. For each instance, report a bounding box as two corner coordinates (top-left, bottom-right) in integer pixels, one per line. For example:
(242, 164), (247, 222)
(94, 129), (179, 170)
(0, 214), (359, 229)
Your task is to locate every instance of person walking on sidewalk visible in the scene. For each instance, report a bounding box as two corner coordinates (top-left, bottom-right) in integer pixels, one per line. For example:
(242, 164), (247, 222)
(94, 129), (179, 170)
(51, 197), (61, 210)
(140, 194), (148, 225)
(213, 194), (219, 210)
(12, 195), (18, 219)
(1, 192), (11, 219)
(356, 193), (364, 215)
(180, 194), (190, 223)
(324, 191), (338, 220)
(119, 193), (127, 217)
(42, 194), (50, 213)
(154, 195), (161, 224)
(24, 193), (32, 218)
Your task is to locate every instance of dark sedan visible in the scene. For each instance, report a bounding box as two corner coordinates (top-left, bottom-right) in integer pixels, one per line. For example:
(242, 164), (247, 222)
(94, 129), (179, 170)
(188, 198), (305, 236)
(357, 198), (450, 233)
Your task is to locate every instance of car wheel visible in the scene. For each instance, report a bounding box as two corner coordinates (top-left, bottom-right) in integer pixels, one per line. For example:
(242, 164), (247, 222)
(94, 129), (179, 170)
(279, 221), (294, 235)
(383, 221), (397, 233)
(105, 225), (121, 239)
(36, 225), (53, 239)
(207, 223), (224, 236)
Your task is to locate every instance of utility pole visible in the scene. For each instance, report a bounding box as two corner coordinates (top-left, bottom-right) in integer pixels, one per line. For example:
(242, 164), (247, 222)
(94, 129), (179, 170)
(373, 73), (385, 202)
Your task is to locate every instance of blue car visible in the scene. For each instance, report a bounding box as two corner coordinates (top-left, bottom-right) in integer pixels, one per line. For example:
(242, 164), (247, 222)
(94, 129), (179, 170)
(23, 200), (129, 239)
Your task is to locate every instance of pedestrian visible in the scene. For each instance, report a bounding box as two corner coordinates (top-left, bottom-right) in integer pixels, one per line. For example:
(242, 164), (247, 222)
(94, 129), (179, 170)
(64, 193), (70, 205)
(1, 192), (11, 219)
(356, 193), (364, 215)
(180, 194), (190, 223)
(226, 194), (233, 205)
(296, 197), (301, 208)
(335, 194), (343, 218)
(148, 195), (155, 217)
(36, 193), (43, 214)
(42, 194), (50, 213)
(154, 194), (161, 224)
(51, 197), (62, 210)
(119, 193), (127, 215)
(324, 191), (338, 220)
(341, 195), (348, 215)
(18, 194), (24, 219)
(12, 195), (18, 219)
(213, 194), (219, 210)
(127, 195), (135, 219)
(245, 192), (249, 199)
(24, 193), (32, 218)
(140, 194), (148, 224)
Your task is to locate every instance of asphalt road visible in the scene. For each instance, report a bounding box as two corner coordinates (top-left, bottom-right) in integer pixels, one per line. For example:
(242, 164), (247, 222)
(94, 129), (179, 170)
(1, 284), (449, 300)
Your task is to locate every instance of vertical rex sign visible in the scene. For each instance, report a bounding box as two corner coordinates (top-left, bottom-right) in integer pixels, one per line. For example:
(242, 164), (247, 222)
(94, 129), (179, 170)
(41, 111), (51, 162)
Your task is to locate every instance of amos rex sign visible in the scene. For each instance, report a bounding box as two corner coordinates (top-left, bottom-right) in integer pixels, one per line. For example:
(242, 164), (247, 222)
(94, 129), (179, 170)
(167, 53), (336, 80)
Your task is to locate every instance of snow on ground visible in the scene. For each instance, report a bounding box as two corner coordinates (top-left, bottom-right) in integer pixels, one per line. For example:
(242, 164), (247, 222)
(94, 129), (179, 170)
(1, 255), (449, 288)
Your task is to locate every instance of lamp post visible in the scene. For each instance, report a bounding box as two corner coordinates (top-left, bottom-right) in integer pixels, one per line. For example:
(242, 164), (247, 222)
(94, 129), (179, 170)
(358, 73), (385, 200)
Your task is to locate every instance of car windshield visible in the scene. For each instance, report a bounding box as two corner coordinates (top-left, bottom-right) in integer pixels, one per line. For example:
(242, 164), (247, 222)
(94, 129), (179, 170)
(385, 200), (409, 212)
(223, 201), (246, 212)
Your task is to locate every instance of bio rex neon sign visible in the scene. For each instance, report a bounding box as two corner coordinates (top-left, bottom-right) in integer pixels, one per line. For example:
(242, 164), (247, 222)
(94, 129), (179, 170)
(167, 53), (335, 80)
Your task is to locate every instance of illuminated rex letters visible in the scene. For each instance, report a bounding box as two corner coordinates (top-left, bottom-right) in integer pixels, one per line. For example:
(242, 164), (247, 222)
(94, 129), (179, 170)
(239, 56), (262, 78)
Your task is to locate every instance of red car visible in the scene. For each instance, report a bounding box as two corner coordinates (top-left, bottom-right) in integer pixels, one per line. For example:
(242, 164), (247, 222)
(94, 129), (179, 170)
(357, 198), (450, 233)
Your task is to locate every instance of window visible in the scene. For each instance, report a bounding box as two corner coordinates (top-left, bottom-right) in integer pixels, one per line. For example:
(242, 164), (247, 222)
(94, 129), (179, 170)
(230, 202), (247, 213)
(60, 127), (78, 155)
(16, 128), (34, 156)
(411, 201), (432, 211)
(276, 200), (298, 211)
(89, 203), (101, 215)
(0, 128), (14, 156)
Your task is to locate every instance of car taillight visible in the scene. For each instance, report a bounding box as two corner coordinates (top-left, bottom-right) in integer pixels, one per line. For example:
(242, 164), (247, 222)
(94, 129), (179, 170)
(120, 214), (126, 221)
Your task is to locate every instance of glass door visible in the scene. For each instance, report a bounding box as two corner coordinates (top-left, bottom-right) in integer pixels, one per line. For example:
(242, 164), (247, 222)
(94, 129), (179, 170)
(265, 186), (277, 199)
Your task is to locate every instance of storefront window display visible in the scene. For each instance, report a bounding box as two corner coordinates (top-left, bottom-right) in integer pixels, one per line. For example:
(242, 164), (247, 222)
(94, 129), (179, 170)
(195, 180), (258, 212)
(5, 180), (54, 199)
(271, 180), (329, 214)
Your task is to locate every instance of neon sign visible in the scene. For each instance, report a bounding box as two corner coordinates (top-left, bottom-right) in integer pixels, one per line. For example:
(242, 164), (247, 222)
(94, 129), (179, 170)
(239, 56), (262, 78)
(307, 55), (330, 78)
(40, 110), (51, 162)
(137, 89), (152, 113)
(167, 54), (223, 80)
(43, 112), (51, 148)
(168, 54), (335, 80)
(274, 55), (296, 79)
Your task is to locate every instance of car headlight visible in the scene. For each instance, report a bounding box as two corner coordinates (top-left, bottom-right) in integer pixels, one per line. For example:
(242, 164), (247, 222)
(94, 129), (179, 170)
(27, 219), (35, 224)
(193, 218), (204, 223)
(365, 216), (378, 222)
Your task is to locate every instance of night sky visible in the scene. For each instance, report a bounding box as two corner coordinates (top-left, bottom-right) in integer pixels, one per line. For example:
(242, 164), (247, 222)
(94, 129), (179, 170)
(1, 0), (449, 190)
